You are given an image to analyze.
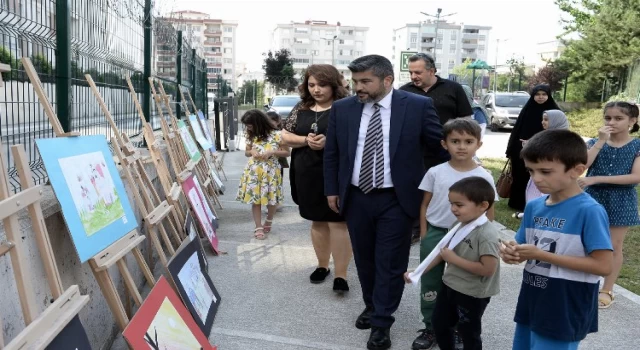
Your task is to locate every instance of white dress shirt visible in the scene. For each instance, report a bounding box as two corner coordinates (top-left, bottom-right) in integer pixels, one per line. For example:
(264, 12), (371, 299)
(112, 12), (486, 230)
(351, 89), (394, 188)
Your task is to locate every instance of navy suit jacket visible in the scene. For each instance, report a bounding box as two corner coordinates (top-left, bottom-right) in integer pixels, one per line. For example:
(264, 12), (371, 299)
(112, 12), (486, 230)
(323, 89), (449, 219)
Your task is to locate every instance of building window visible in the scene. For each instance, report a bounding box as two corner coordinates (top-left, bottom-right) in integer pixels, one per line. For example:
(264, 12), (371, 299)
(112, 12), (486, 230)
(293, 58), (310, 63)
(224, 58), (232, 64)
(339, 39), (345, 44)
(224, 48), (232, 54)
(223, 26), (233, 32)
(354, 51), (362, 56)
(338, 60), (351, 65)
(436, 48), (442, 54)
(327, 40), (332, 46)
(450, 31), (457, 40)
(449, 45), (456, 54)
(223, 69), (231, 74)
(223, 37), (232, 43)
(311, 50), (320, 55)
(435, 63), (441, 70)
(207, 67), (221, 74)
(294, 27), (309, 34)
(312, 40), (319, 46)
(410, 33), (417, 43)
(295, 48), (307, 55)
(356, 41), (363, 48)
(339, 49), (352, 56)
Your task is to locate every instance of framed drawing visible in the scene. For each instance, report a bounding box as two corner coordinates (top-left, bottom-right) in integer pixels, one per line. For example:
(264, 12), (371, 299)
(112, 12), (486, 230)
(123, 277), (216, 350)
(181, 174), (219, 254)
(168, 238), (221, 336)
(197, 110), (216, 153)
(210, 168), (225, 194)
(36, 136), (138, 262)
(177, 120), (202, 163)
(189, 114), (212, 150)
(45, 316), (92, 350)
(185, 212), (208, 270)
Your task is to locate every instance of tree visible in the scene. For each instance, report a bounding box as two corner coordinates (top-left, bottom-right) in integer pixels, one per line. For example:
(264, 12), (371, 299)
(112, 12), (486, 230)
(262, 49), (297, 93)
(506, 58), (528, 91)
(528, 62), (568, 92)
(556, 0), (640, 99)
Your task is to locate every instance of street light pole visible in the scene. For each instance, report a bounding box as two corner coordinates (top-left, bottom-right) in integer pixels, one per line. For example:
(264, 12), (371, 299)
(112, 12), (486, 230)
(420, 8), (456, 62)
(493, 38), (511, 92)
(332, 35), (337, 66)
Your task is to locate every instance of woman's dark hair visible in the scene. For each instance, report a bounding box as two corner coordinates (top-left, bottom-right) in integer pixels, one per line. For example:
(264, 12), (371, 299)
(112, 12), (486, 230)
(604, 101), (640, 133)
(240, 109), (276, 141)
(298, 64), (349, 109)
(266, 111), (282, 130)
(449, 177), (496, 209)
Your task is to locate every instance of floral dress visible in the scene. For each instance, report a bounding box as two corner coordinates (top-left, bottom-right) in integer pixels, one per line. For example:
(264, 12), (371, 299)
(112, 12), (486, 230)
(236, 130), (284, 205)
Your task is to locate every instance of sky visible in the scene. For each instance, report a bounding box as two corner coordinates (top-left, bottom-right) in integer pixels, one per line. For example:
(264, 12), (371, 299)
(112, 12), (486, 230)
(167, 0), (568, 71)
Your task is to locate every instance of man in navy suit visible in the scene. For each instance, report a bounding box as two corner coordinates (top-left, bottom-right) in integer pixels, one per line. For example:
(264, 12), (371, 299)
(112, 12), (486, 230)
(324, 55), (448, 350)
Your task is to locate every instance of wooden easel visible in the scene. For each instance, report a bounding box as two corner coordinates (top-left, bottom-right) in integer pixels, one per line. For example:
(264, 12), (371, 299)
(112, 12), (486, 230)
(176, 87), (223, 209)
(124, 76), (187, 231)
(21, 57), (156, 332)
(0, 139), (89, 347)
(82, 74), (183, 271)
(184, 89), (228, 182)
(150, 79), (219, 215)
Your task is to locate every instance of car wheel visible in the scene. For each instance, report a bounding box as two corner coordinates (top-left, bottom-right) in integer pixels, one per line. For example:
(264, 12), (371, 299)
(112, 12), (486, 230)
(490, 118), (500, 132)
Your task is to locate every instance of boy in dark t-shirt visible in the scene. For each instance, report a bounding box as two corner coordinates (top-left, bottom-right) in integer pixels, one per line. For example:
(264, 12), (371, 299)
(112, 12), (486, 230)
(500, 130), (613, 350)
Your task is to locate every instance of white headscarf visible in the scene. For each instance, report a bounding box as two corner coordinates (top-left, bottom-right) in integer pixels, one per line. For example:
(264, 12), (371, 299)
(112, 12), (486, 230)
(545, 109), (569, 130)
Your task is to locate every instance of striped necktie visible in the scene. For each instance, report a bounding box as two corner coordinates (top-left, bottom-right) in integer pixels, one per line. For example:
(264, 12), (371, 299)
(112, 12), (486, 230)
(359, 103), (384, 194)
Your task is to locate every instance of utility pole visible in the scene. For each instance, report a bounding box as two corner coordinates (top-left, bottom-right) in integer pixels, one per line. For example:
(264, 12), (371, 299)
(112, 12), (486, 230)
(493, 38), (511, 92)
(323, 35), (338, 66)
(420, 8), (456, 62)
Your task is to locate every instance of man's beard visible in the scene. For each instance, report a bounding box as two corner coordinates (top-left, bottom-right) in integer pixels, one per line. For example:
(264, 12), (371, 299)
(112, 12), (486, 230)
(356, 84), (386, 103)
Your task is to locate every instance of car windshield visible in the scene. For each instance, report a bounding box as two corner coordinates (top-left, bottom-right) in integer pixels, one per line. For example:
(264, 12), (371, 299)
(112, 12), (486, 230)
(495, 95), (529, 108)
(272, 96), (300, 107)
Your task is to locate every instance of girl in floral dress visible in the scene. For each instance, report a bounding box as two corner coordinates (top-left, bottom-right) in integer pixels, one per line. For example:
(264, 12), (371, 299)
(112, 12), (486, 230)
(236, 109), (290, 239)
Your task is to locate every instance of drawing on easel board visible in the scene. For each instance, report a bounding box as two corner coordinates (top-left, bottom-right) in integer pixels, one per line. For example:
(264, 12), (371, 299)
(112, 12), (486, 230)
(144, 297), (201, 349)
(181, 174), (219, 254)
(177, 252), (216, 322)
(123, 277), (215, 350)
(189, 114), (212, 150)
(177, 120), (202, 163)
(58, 152), (124, 236)
(36, 135), (138, 262)
(197, 110), (216, 152)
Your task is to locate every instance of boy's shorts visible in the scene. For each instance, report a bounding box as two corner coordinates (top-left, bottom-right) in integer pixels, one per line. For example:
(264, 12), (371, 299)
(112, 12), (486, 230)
(513, 323), (579, 350)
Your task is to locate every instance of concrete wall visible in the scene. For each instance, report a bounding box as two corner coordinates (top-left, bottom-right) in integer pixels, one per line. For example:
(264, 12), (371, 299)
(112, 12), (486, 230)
(0, 147), (167, 349)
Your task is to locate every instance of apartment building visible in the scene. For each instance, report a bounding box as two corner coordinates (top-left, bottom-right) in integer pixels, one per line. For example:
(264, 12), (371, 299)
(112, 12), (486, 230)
(273, 20), (368, 80)
(157, 11), (238, 95)
(534, 40), (566, 71)
(392, 21), (491, 85)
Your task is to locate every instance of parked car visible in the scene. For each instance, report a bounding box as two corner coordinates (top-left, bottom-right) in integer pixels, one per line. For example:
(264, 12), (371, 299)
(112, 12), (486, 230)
(264, 95), (301, 119)
(481, 92), (530, 131)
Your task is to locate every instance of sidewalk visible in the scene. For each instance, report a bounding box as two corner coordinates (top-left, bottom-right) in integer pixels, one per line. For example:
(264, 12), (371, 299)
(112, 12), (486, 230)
(207, 149), (640, 349)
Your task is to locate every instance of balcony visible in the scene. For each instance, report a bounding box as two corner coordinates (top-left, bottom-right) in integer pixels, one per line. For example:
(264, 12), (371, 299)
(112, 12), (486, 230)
(204, 30), (222, 36)
(462, 32), (479, 40)
(462, 43), (477, 49)
(204, 40), (222, 46)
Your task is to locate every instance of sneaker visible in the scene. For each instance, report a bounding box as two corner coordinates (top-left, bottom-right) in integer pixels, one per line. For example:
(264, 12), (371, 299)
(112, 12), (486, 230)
(412, 329), (435, 350)
(333, 277), (349, 293)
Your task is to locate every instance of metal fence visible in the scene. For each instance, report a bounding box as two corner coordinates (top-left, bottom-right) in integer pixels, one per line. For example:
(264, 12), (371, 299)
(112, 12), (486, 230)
(0, 0), (210, 192)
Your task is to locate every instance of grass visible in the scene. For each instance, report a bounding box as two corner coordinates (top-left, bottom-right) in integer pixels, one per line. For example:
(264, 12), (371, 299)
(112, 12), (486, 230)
(482, 157), (640, 295)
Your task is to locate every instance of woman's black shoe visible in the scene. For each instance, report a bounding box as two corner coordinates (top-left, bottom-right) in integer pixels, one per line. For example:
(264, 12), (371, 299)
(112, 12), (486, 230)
(310, 267), (330, 283)
(333, 277), (349, 293)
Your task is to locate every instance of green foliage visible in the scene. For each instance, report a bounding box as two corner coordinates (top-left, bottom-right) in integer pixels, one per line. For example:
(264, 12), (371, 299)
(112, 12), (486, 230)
(556, 0), (640, 101)
(0, 46), (19, 80)
(567, 108), (603, 137)
(237, 80), (265, 105)
(262, 49), (297, 93)
(31, 54), (53, 75)
(527, 62), (568, 92)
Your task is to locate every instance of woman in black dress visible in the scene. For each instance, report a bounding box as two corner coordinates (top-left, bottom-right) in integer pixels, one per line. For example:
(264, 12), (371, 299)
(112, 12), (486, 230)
(505, 84), (559, 211)
(282, 64), (351, 292)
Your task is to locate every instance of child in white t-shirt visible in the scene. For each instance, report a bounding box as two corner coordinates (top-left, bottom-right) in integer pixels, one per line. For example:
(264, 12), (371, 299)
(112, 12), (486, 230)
(411, 118), (499, 350)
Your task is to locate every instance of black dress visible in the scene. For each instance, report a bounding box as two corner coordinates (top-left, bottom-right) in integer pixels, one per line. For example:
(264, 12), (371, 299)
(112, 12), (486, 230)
(286, 108), (344, 222)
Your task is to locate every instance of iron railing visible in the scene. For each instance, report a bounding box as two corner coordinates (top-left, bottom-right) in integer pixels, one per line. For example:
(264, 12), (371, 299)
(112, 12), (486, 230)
(0, 0), (215, 192)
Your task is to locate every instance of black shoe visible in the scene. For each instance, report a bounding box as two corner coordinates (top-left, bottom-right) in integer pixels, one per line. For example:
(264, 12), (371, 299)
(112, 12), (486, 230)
(355, 305), (374, 330)
(333, 278), (349, 293)
(412, 329), (436, 350)
(367, 327), (391, 350)
(310, 267), (330, 284)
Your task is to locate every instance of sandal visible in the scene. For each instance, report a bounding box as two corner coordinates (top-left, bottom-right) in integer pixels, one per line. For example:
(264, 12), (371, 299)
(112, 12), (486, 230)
(598, 290), (615, 309)
(263, 218), (273, 233)
(512, 212), (524, 220)
(254, 227), (266, 240)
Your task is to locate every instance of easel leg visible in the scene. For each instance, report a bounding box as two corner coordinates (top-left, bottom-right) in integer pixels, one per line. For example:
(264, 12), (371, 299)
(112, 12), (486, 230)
(132, 247), (156, 287)
(116, 259), (144, 307)
(90, 266), (129, 332)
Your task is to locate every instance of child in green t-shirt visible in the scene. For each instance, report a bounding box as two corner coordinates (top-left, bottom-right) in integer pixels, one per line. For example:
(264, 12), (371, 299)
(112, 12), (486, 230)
(405, 176), (501, 350)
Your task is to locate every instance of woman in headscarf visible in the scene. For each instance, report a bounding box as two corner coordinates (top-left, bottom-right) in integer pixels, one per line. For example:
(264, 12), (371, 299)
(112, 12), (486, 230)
(514, 110), (570, 218)
(505, 84), (559, 211)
